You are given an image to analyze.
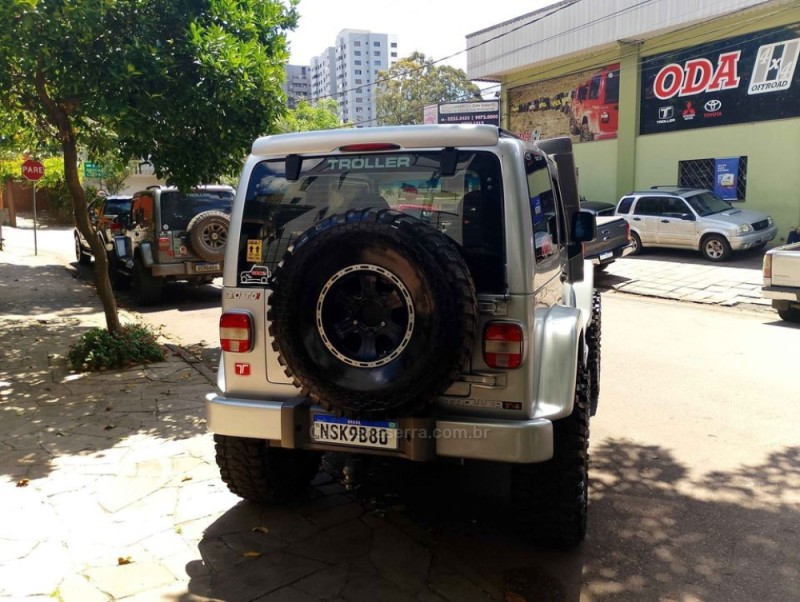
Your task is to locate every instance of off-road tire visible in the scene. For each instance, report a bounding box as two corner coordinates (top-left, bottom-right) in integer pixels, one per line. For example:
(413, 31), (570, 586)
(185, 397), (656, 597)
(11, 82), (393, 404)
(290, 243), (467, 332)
(586, 290), (602, 416)
(268, 208), (478, 420)
(701, 234), (732, 262)
(214, 435), (321, 503)
(131, 257), (162, 305)
(511, 362), (590, 549)
(106, 252), (127, 290)
(75, 235), (91, 265)
(579, 121), (594, 142)
(187, 210), (229, 262)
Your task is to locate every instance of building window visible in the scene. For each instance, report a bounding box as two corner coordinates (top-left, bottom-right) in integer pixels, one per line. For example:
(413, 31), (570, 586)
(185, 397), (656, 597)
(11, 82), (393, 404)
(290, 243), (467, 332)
(374, 61), (381, 67)
(354, 60), (361, 65)
(354, 50), (361, 56)
(391, 52), (397, 58)
(391, 42), (397, 48)
(355, 69), (361, 75)
(354, 41), (361, 46)
(355, 79), (362, 85)
(373, 51), (380, 57)
(374, 41), (380, 47)
(678, 156), (748, 200)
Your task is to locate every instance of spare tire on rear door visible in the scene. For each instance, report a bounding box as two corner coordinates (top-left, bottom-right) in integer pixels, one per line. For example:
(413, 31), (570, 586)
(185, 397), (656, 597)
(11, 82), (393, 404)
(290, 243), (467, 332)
(268, 208), (478, 420)
(186, 210), (230, 262)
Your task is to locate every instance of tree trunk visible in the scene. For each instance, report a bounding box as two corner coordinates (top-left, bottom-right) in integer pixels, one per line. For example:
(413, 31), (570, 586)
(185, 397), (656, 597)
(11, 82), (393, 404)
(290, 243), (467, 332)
(35, 74), (122, 334)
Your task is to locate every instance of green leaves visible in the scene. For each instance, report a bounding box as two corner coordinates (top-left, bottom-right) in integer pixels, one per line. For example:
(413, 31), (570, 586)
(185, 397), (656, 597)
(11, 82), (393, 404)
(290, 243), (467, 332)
(0, 0), (298, 189)
(375, 52), (481, 126)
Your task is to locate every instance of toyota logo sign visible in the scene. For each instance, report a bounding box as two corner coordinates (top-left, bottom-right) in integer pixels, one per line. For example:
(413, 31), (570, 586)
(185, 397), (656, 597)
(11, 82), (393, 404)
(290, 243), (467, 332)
(704, 99), (722, 112)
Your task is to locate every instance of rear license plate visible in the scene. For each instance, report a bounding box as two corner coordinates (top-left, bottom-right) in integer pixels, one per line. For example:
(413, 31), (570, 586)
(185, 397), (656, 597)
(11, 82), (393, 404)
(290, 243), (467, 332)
(311, 415), (399, 450)
(194, 262), (221, 273)
(599, 251), (613, 261)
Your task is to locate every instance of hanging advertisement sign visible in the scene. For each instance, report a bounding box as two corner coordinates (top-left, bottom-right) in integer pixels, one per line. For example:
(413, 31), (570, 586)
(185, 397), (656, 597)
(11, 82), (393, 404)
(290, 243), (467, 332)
(508, 63), (620, 143)
(435, 100), (500, 126)
(713, 157), (740, 200)
(640, 25), (800, 134)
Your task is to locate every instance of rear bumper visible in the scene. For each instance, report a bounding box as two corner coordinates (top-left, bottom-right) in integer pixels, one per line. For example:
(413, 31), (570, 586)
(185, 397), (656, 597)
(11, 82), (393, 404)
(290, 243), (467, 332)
(589, 242), (633, 265)
(206, 393), (554, 464)
(762, 285), (800, 302)
(151, 262), (222, 278)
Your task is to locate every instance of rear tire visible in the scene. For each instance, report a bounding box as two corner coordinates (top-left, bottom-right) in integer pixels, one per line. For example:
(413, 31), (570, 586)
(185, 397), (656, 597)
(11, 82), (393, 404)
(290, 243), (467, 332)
(777, 306), (800, 323)
(75, 235), (91, 265)
(511, 362), (590, 549)
(131, 257), (162, 305)
(628, 231), (642, 255)
(214, 435), (321, 503)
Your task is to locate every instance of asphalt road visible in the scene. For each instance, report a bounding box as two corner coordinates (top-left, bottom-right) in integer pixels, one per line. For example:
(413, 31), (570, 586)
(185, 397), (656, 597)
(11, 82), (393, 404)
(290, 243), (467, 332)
(116, 267), (799, 600)
(8, 225), (800, 600)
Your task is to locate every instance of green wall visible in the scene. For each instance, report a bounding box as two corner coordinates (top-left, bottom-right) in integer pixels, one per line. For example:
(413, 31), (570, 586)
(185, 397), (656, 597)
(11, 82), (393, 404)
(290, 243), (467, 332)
(574, 140), (619, 204)
(635, 119), (800, 242)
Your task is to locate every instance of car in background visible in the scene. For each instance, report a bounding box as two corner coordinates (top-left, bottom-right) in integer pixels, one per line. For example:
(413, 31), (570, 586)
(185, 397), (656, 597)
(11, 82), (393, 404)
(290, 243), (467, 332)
(615, 187), (777, 261)
(580, 200), (616, 216)
(579, 199), (631, 270)
(74, 195), (133, 265)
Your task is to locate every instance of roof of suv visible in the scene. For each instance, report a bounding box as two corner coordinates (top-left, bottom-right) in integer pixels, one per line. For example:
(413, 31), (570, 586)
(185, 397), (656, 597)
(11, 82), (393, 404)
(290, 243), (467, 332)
(625, 186), (706, 196)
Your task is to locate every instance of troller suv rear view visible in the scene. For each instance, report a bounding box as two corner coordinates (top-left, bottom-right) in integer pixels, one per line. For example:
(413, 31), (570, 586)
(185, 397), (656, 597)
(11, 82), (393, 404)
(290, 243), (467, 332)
(207, 125), (600, 548)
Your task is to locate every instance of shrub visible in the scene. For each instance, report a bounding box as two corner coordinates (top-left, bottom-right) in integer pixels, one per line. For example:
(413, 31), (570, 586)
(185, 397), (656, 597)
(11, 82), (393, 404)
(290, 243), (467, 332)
(68, 324), (164, 371)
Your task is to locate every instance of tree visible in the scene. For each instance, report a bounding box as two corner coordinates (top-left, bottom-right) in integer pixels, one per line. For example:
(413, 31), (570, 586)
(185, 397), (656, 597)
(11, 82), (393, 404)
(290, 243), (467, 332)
(375, 52), (481, 126)
(277, 99), (342, 133)
(0, 0), (298, 334)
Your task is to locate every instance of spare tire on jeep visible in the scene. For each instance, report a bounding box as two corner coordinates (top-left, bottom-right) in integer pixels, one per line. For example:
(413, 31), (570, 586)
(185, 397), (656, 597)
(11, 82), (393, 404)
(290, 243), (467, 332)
(186, 210), (229, 262)
(268, 208), (478, 420)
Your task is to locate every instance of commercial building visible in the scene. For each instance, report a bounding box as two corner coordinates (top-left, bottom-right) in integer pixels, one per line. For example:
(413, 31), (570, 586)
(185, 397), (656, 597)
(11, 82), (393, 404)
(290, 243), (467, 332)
(467, 0), (800, 241)
(300, 29), (400, 127)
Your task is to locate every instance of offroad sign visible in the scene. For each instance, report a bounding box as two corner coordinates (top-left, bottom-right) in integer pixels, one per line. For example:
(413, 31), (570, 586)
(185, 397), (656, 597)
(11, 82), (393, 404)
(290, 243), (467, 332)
(641, 25), (800, 134)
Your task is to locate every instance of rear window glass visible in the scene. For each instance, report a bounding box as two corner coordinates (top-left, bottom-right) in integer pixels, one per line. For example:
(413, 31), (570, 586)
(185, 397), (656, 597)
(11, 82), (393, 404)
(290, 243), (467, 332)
(160, 190), (234, 231)
(617, 196), (634, 214)
(238, 151), (505, 292)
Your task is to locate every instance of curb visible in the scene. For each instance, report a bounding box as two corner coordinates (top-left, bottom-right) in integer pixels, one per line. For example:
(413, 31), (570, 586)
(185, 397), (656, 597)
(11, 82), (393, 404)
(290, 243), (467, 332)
(164, 343), (217, 384)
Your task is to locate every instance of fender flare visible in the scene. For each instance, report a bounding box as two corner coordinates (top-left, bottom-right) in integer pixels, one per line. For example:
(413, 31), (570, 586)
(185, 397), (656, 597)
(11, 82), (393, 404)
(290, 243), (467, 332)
(533, 304), (584, 421)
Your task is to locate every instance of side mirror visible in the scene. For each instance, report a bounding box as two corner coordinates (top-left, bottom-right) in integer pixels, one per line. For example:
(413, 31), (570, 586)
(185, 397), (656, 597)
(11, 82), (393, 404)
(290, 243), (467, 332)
(571, 210), (596, 243)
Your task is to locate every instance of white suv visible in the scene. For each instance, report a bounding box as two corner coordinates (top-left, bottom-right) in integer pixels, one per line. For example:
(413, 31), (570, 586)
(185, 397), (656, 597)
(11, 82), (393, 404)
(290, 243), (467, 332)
(616, 187), (776, 261)
(207, 125), (599, 548)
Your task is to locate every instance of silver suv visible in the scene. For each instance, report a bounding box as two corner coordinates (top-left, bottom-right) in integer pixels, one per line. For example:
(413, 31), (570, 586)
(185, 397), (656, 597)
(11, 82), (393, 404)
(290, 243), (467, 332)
(207, 125), (599, 548)
(616, 187), (776, 261)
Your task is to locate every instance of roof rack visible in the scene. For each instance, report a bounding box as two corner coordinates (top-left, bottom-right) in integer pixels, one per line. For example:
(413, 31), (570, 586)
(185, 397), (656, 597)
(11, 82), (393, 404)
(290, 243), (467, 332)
(650, 185), (679, 189)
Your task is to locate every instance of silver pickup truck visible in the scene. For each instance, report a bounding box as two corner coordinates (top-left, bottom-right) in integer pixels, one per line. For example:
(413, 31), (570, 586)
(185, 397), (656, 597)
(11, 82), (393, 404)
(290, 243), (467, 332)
(762, 242), (800, 322)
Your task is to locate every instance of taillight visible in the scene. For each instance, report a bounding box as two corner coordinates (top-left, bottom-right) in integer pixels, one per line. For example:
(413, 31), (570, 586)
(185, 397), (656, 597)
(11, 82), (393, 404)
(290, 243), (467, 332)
(762, 253), (772, 279)
(625, 221), (631, 241)
(220, 312), (254, 353)
(110, 222), (121, 233)
(600, 111), (609, 123)
(483, 322), (524, 369)
(158, 236), (172, 256)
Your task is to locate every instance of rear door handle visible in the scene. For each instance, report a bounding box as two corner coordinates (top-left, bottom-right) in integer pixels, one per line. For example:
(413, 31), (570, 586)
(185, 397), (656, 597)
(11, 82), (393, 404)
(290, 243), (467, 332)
(632, 217), (641, 221)
(661, 219), (670, 223)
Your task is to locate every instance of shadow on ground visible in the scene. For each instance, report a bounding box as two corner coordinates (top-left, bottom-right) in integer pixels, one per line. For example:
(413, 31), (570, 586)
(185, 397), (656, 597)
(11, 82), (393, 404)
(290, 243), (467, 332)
(178, 440), (800, 602)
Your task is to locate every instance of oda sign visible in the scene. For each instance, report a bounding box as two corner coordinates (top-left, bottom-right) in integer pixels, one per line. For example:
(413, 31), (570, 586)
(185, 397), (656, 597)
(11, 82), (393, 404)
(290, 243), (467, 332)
(21, 159), (45, 181)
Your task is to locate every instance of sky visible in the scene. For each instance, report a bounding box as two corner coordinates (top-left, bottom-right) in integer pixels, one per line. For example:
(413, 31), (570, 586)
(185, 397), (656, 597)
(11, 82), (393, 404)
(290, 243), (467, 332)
(286, 0), (561, 73)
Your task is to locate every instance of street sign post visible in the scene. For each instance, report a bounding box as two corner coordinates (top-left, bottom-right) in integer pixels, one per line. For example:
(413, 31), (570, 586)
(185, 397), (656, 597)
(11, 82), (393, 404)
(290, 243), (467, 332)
(21, 159), (44, 255)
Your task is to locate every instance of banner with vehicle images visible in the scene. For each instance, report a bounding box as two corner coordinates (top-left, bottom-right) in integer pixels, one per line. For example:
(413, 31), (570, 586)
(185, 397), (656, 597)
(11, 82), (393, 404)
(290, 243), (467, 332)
(640, 24), (800, 134)
(508, 63), (620, 143)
